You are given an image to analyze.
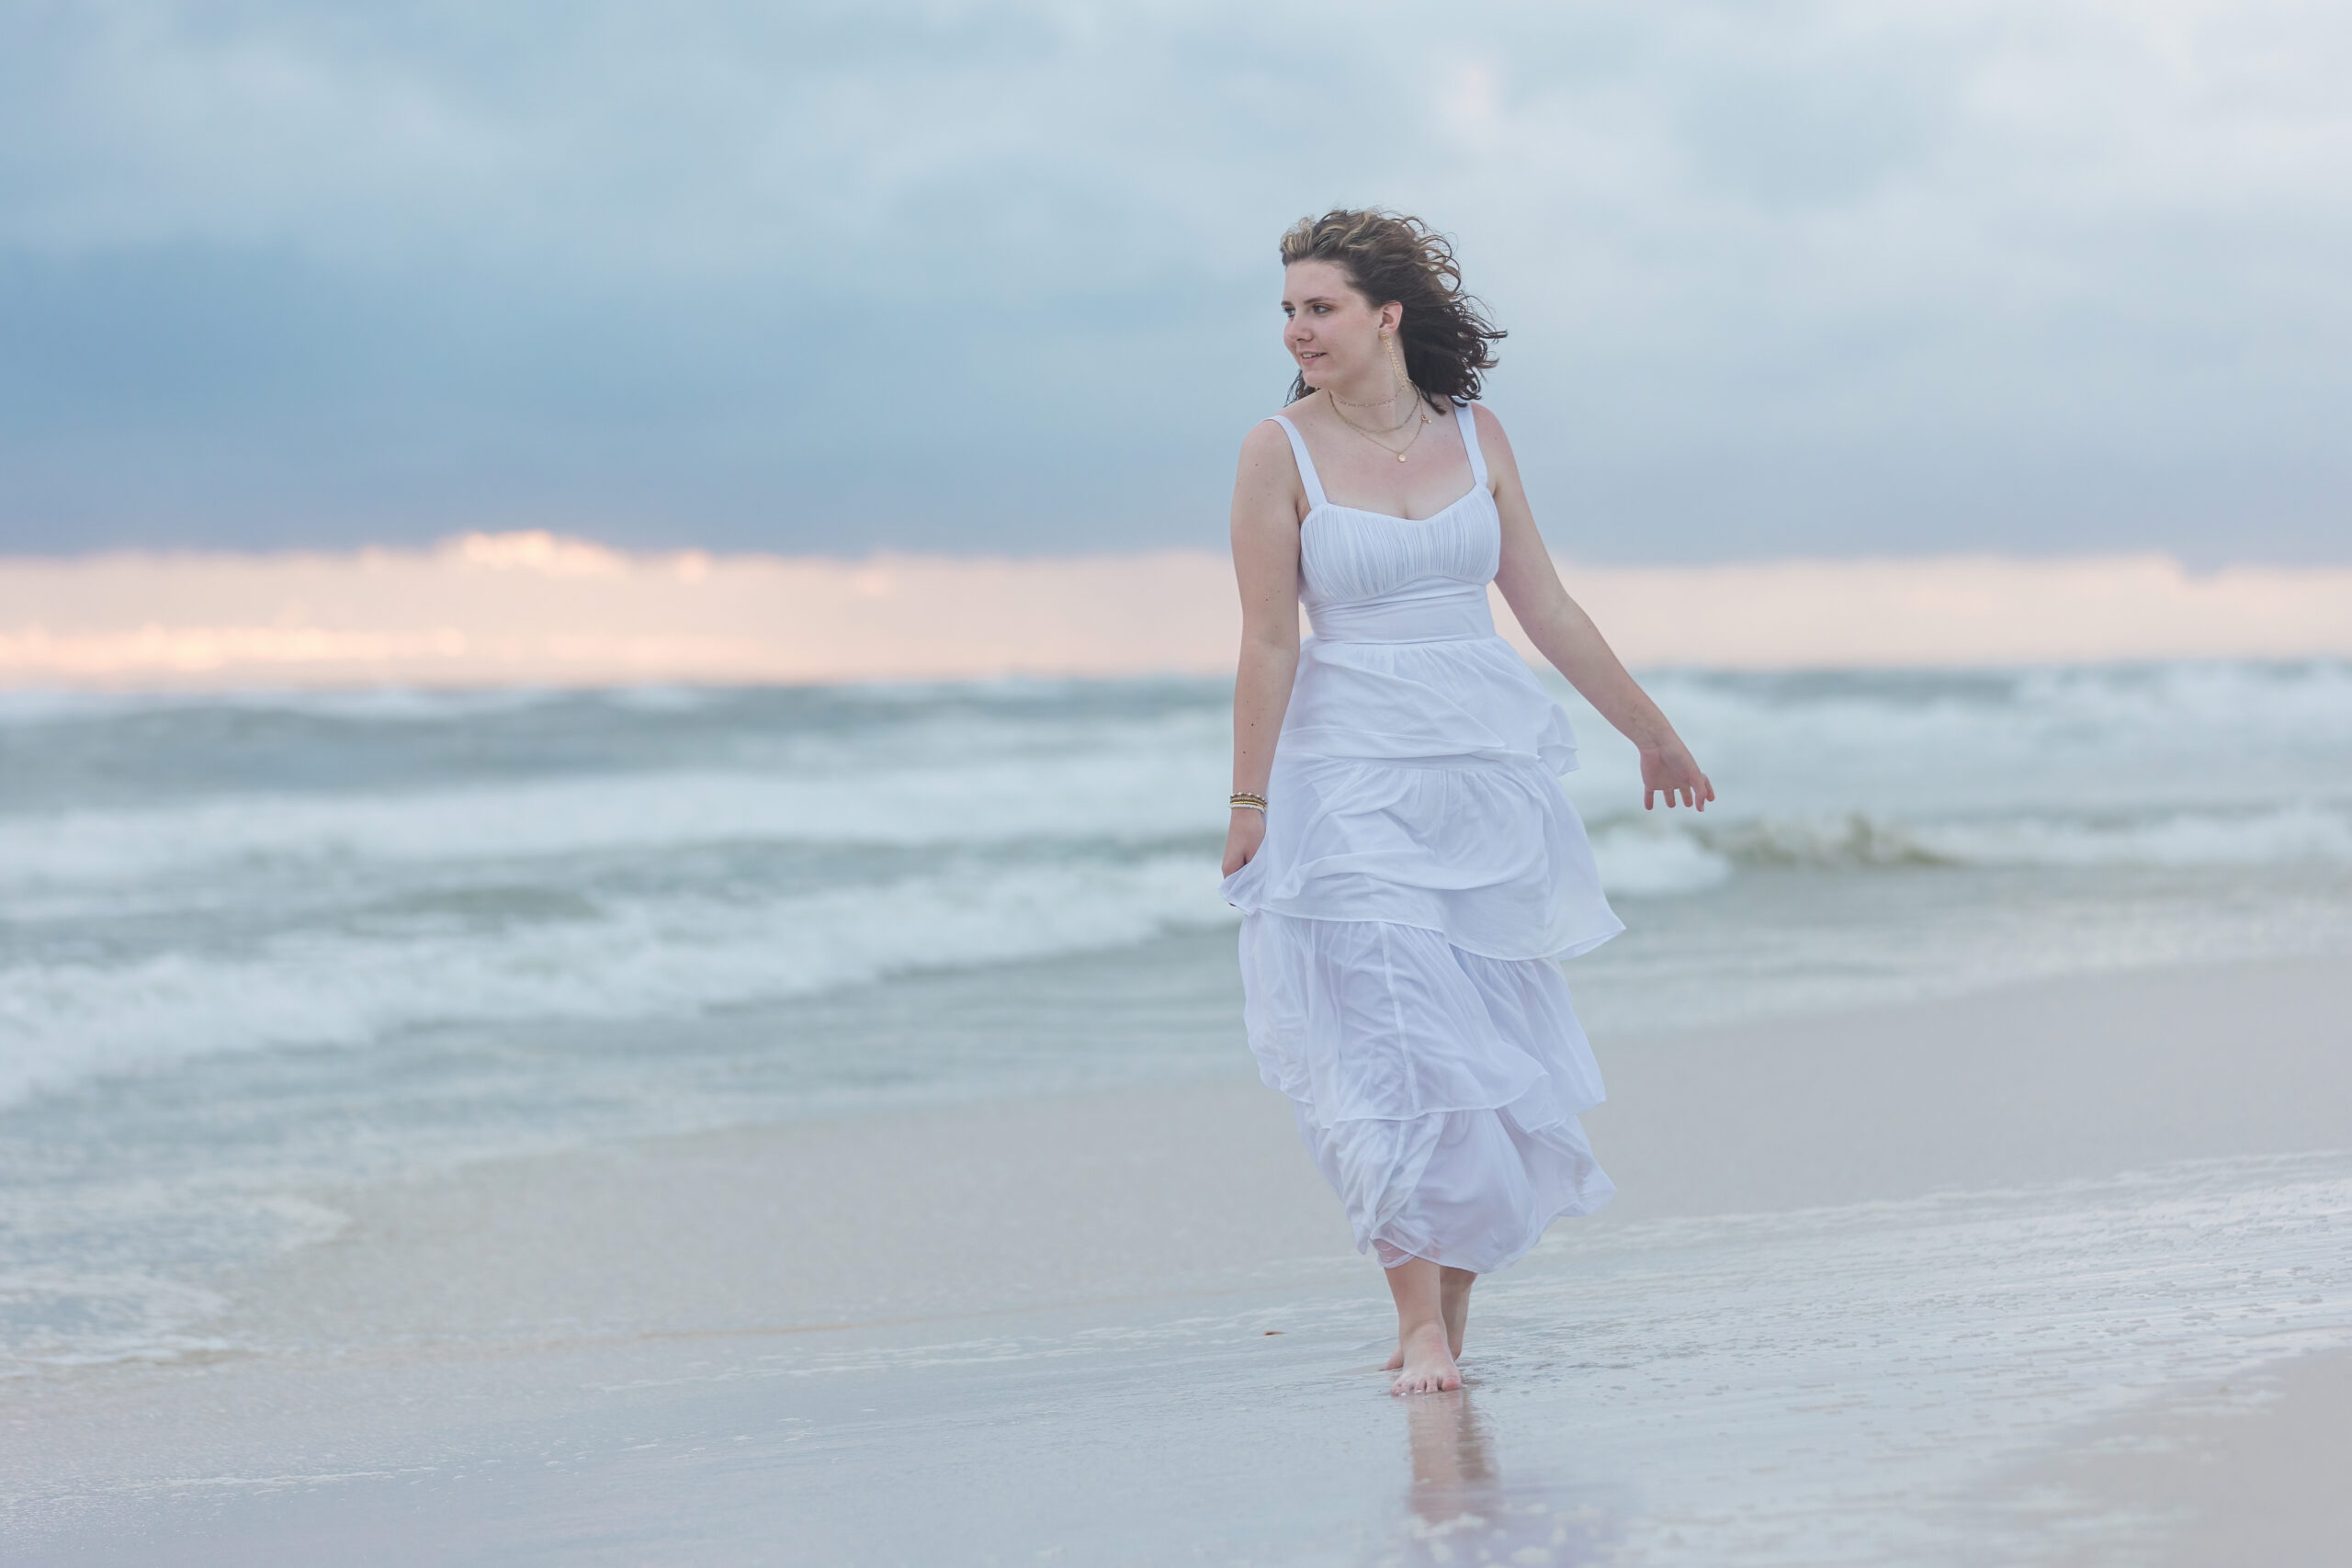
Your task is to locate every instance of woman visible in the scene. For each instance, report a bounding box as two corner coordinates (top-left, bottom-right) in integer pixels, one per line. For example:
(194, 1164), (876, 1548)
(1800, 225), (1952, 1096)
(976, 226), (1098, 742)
(1221, 209), (1713, 1396)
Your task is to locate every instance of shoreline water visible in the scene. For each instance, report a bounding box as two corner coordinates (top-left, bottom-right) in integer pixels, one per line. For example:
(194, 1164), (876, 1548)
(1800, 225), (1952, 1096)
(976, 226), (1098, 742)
(7, 953), (2346, 1564)
(9, 662), (2348, 1385)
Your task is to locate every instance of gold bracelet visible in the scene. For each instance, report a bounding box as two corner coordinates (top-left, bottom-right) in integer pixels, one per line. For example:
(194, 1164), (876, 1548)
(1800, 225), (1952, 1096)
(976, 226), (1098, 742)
(1228, 793), (1267, 811)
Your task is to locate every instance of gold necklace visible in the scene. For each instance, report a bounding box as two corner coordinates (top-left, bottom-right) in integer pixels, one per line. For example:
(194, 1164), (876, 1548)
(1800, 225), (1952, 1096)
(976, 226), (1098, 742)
(1327, 389), (1430, 462)
(1329, 389), (1417, 436)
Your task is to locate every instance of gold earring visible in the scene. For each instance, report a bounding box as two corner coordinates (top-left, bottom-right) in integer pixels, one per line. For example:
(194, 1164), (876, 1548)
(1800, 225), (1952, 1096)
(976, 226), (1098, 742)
(1386, 333), (1410, 391)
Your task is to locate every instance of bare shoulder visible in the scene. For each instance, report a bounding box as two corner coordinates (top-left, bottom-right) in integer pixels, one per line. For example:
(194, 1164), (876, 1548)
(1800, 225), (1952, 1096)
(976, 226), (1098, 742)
(1466, 401), (1522, 478)
(1238, 416), (1295, 462)
(1467, 400), (1514, 448)
(1234, 418), (1306, 515)
(1237, 416), (1306, 480)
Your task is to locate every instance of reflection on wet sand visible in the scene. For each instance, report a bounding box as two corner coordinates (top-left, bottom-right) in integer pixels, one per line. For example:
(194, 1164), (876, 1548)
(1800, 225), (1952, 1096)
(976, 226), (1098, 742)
(1380, 1390), (1611, 1566)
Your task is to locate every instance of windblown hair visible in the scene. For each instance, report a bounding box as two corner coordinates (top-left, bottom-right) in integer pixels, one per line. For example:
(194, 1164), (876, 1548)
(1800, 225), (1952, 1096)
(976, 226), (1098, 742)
(1280, 209), (1505, 404)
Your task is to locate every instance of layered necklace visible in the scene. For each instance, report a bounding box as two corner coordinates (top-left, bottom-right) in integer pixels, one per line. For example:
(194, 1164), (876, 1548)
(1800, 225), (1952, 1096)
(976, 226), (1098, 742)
(1323, 337), (1430, 462)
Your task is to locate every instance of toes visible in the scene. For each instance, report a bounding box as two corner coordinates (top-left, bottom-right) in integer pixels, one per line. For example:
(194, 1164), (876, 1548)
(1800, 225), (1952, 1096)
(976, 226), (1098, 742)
(1387, 1352), (1466, 1396)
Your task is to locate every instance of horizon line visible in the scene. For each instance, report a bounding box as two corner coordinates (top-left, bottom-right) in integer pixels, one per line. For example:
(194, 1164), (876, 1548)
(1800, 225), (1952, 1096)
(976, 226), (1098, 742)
(5, 529), (2350, 579)
(6, 531), (2351, 689)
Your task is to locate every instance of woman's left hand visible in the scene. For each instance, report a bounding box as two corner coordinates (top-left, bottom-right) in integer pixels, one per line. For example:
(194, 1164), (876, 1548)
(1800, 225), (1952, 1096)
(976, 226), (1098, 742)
(1221, 808), (1267, 876)
(1640, 739), (1715, 811)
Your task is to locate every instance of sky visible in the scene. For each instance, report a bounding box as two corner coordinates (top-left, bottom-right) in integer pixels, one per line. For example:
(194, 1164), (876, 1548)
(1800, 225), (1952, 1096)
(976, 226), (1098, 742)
(1, 0), (2346, 565)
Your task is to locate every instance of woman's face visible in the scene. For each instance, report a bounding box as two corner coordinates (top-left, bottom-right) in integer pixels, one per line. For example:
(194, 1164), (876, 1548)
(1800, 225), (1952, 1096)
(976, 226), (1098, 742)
(1282, 260), (1397, 389)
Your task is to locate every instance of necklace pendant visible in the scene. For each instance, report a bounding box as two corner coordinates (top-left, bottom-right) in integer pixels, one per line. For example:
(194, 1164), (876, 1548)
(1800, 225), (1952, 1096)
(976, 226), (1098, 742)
(1396, 453), (1408, 463)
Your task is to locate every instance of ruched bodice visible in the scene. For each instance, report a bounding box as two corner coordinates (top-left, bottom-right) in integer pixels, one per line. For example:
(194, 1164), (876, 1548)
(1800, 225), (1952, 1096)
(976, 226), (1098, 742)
(1222, 399), (1621, 1276)
(1300, 486), (1499, 643)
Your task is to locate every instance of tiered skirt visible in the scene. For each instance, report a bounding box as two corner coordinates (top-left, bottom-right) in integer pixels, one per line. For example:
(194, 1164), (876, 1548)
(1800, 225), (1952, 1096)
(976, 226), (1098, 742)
(1221, 637), (1623, 1274)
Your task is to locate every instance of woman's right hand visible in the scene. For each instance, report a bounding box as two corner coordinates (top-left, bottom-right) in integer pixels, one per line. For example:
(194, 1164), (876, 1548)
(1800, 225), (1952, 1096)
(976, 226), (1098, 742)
(1221, 808), (1267, 877)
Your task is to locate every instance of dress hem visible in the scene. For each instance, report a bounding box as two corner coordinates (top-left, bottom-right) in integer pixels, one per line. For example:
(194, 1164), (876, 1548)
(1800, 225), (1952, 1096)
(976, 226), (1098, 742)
(1369, 1182), (1617, 1274)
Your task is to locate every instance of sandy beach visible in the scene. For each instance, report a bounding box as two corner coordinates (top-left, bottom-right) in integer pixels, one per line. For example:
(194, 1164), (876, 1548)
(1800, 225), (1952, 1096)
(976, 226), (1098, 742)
(7, 953), (2346, 1565)
(11, 4), (2352, 1562)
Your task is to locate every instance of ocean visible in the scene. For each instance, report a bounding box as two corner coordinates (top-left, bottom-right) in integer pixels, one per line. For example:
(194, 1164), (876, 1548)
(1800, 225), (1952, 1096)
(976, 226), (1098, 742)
(5, 660), (2350, 1378)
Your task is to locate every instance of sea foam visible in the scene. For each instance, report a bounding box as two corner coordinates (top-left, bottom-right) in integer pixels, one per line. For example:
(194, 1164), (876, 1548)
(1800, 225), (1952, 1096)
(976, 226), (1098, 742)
(3, 661), (2346, 1111)
(0, 854), (1228, 1110)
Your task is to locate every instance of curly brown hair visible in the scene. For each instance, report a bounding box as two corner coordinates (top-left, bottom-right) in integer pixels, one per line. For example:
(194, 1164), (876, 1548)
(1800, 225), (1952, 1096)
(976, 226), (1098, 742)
(1280, 209), (1506, 405)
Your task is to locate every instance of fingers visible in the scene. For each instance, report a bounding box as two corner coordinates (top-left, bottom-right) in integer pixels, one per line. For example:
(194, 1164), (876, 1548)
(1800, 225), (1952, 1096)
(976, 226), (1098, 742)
(1643, 761), (1719, 811)
(1222, 835), (1261, 875)
(1661, 771), (1716, 810)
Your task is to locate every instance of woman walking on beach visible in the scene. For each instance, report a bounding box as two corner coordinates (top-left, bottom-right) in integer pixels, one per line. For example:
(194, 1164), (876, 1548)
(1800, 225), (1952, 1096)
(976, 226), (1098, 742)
(1222, 210), (1713, 1396)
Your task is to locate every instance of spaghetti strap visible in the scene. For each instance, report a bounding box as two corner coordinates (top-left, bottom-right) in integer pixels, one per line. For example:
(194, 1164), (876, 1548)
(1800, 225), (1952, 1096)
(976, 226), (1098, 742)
(1454, 401), (1488, 491)
(1268, 415), (1329, 512)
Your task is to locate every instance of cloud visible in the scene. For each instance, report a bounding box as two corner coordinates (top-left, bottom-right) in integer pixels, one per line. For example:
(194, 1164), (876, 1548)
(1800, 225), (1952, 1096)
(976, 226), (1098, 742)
(1, 1), (2347, 560)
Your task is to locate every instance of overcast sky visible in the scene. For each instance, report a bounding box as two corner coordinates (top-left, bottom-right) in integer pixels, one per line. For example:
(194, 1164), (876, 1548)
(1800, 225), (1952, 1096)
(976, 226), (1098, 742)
(2, 0), (2346, 563)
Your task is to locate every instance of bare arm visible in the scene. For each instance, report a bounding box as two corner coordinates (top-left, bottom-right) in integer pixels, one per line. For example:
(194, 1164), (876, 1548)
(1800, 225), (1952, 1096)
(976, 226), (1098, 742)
(1225, 422), (1306, 874)
(1478, 406), (1715, 811)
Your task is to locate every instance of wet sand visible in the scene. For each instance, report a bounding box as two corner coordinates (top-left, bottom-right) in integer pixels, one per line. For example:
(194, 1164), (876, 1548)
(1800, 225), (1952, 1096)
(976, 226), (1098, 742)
(6, 955), (2348, 1565)
(1996, 1347), (2352, 1568)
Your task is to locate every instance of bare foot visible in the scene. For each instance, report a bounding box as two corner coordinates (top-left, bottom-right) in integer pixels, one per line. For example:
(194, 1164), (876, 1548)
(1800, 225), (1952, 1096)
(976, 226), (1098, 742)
(1385, 1344), (1404, 1371)
(1388, 1323), (1463, 1395)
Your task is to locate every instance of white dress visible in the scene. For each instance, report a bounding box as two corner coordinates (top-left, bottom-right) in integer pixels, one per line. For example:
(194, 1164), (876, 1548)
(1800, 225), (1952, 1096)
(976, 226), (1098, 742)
(1221, 401), (1623, 1274)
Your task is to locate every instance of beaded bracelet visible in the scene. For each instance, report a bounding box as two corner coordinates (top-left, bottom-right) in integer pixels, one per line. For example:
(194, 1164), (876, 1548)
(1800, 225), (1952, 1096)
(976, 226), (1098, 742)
(1228, 793), (1268, 812)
